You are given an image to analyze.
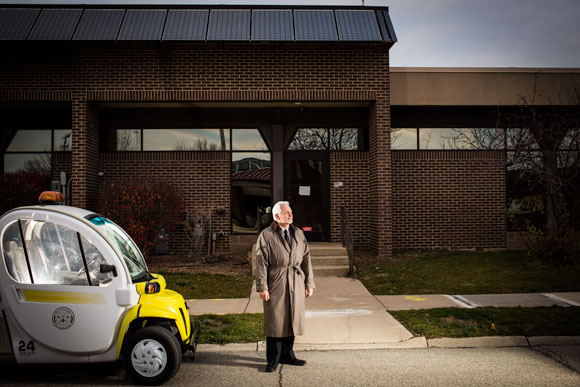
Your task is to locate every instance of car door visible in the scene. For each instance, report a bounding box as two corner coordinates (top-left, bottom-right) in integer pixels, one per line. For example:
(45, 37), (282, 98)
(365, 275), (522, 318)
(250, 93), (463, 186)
(0, 209), (132, 359)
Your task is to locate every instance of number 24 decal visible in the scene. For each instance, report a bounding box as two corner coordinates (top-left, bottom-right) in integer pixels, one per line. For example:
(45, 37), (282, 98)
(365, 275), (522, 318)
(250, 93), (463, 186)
(18, 340), (35, 352)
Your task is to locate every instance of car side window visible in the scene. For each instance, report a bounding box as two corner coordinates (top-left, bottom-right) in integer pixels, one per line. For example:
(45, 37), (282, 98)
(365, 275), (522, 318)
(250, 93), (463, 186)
(2, 221), (31, 284)
(20, 219), (90, 286)
(81, 235), (113, 286)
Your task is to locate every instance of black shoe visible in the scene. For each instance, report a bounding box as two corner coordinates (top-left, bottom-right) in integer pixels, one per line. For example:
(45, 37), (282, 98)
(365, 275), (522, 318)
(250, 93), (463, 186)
(265, 363), (278, 372)
(279, 358), (306, 366)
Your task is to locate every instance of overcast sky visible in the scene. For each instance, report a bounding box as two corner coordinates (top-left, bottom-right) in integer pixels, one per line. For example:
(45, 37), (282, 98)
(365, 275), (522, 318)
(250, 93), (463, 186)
(375, 0), (580, 68)
(4, 0), (579, 68)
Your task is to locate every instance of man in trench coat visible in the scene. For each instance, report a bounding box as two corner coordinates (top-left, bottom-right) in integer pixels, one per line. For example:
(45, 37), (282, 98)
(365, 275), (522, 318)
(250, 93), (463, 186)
(255, 201), (315, 372)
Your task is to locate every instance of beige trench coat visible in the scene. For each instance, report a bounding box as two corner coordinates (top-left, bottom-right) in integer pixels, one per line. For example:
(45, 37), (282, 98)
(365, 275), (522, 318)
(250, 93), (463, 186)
(255, 222), (315, 337)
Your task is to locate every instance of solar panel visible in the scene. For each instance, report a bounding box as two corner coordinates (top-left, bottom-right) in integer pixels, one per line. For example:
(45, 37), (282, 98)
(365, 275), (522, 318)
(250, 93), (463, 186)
(73, 9), (124, 40)
(118, 9), (167, 41)
(335, 10), (381, 41)
(252, 9), (293, 41)
(163, 9), (208, 41)
(207, 9), (250, 41)
(0, 8), (40, 40)
(294, 10), (338, 41)
(28, 8), (82, 40)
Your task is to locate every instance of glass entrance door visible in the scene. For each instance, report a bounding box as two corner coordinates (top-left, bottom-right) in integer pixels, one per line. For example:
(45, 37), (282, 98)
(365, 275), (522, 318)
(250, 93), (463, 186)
(284, 153), (330, 242)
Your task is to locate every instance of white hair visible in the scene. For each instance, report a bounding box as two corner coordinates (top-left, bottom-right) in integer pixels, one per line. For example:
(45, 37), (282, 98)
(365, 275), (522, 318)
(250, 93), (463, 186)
(272, 201), (289, 222)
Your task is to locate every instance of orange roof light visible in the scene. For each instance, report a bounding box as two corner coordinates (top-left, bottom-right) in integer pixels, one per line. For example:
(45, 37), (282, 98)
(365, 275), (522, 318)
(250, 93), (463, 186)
(38, 191), (65, 205)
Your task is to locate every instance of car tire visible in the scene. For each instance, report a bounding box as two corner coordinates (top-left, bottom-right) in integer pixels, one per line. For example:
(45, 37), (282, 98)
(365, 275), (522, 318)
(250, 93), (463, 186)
(123, 326), (182, 386)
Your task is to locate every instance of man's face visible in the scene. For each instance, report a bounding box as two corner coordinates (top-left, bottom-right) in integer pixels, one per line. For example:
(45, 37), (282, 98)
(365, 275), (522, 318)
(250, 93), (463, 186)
(276, 204), (293, 226)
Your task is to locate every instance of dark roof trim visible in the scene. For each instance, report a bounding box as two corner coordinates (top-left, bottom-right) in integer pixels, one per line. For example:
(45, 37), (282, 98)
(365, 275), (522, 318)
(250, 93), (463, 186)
(0, 6), (396, 45)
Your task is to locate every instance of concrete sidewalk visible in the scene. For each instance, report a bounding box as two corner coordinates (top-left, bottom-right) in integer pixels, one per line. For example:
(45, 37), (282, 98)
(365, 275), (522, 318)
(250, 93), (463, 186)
(185, 279), (580, 350)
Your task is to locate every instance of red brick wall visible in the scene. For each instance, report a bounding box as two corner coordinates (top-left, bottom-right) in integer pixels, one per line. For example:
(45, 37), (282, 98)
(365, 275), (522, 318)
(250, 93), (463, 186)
(98, 151), (231, 254)
(330, 151), (370, 248)
(392, 150), (507, 249)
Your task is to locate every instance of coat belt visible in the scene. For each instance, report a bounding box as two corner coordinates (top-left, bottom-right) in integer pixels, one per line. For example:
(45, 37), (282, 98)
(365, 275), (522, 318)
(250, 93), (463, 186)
(271, 264), (303, 292)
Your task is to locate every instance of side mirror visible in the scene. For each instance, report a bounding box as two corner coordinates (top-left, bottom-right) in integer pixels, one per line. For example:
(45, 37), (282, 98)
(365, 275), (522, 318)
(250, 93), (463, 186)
(100, 264), (117, 277)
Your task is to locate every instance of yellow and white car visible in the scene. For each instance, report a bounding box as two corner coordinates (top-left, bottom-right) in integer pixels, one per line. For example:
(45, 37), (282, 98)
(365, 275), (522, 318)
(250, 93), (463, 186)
(0, 192), (199, 385)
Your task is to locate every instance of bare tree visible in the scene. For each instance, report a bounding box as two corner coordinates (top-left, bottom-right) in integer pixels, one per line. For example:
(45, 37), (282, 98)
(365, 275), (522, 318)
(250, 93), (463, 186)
(503, 78), (580, 237)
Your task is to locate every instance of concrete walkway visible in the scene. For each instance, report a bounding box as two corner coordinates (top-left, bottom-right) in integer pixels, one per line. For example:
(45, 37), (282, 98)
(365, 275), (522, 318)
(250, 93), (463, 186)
(185, 279), (580, 350)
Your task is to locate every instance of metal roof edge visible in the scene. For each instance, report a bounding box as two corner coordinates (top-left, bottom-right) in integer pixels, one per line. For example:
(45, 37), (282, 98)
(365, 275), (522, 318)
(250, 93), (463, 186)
(390, 67), (580, 74)
(0, 0), (389, 8)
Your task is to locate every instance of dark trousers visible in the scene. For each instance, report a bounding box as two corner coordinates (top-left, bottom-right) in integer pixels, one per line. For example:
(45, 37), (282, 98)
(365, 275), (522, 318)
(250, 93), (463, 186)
(266, 336), (295, 365)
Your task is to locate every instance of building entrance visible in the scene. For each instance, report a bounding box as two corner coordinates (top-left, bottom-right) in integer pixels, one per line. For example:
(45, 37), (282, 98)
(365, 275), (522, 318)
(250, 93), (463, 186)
(284, 152), (330, 242)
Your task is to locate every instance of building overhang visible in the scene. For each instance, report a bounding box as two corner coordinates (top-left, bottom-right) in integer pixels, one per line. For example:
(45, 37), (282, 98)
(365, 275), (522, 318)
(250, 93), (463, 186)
(391, 67), (580, 106)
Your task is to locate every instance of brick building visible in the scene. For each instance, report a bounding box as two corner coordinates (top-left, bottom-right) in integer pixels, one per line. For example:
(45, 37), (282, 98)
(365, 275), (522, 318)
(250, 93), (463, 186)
(1, 2), (579, 257)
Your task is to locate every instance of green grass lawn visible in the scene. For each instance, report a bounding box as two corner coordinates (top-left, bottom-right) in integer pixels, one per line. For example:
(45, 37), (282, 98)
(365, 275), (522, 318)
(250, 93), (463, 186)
(159, 271), (253, 299)
(391, 307), (580, 339)
(193, 314), (264, 344)
(358, 250), (580, 295)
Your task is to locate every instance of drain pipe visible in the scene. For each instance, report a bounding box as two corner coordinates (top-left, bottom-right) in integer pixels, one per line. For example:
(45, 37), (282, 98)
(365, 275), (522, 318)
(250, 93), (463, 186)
(208, 212), (212, 256)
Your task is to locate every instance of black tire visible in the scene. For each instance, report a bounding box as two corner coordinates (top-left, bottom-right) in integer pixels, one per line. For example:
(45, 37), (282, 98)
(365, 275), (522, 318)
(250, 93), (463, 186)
(123, 326), (182, 386)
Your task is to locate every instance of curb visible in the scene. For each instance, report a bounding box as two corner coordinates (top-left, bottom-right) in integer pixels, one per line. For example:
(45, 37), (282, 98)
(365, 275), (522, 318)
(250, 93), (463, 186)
(195, 336), (580, 352)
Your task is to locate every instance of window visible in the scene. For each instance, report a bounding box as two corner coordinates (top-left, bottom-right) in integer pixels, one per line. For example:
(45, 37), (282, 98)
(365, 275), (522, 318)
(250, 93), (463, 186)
(115, 129), (231, 151)
(2, 221), (31, 284)
(231, 131), (271, 234)
(391, 128), (418, 150)
(3, 129), (71, 174)
(420, 128), (505, 150)
(288, 128), (364, 151)
(6, 219), (113, 286)
(392, 128), (506, 150)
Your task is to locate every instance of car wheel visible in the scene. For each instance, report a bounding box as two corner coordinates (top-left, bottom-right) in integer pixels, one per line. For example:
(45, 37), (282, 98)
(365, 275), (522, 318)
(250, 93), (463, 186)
(123, 326), (182, 386)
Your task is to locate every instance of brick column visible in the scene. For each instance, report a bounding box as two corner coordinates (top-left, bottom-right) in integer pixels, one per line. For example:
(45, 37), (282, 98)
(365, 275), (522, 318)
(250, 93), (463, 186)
(368, 98), (393, 258)
(71, 93), (99, 210)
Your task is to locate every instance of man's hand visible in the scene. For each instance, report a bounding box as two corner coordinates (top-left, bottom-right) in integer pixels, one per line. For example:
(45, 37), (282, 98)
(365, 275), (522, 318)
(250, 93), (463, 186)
(305, 289), (313, 298)
(259, 290), (270, 301)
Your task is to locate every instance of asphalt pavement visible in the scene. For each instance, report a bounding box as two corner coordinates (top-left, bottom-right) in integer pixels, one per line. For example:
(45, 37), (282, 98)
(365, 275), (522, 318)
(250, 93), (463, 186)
(2, 347), (579, 386)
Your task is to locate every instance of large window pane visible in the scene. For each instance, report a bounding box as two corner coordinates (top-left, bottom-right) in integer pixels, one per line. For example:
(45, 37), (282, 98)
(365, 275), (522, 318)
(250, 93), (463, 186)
(53, 129), (72, 151)
(506, 151), (545, 230)
(232, 129), (268, 151)
(117, 129), (141, 151)
(6, 130), (51, 152)
(143, 129), (230, 151)
(330, 128), (359, 150)
(231, 152), (271, 234)
(420, 128), (505, 150)
(391, 128), (417, 150)
(4, 153), (51, 174)
(288, 128), (328, 150)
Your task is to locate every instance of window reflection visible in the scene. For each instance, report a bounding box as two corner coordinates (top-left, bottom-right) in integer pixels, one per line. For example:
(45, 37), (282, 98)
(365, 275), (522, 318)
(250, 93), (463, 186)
(143, 129), (230, 151)
(4, 153), (51, 174)
(53, 130), (72, 152)
(288, 128), (328, 150)
(7, 130), (51, 152)
(231, 152), (271, 234)
(420, 128), (505, 150)
(506, 151), (544, 230)
(391, 128), (417, 149)
(330, 128), (359, 150)
(232, 129), (268, 151)
(117, 129), (141, 151)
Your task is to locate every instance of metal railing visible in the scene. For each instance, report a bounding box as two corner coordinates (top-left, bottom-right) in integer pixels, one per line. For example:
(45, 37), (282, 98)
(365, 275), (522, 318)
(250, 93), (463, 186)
(340, 206), (356, 277)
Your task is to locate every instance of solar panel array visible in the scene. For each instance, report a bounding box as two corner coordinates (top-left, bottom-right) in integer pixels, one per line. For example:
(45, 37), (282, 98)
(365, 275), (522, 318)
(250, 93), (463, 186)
(0, 7), (397, 44)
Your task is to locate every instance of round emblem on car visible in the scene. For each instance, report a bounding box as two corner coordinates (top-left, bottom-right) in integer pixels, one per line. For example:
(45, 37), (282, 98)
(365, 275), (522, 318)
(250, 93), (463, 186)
(52, 307), (75, 330)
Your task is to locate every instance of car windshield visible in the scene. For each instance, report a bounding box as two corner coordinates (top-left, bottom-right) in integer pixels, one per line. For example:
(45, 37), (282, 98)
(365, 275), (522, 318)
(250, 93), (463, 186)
(87, 216), (148, 282)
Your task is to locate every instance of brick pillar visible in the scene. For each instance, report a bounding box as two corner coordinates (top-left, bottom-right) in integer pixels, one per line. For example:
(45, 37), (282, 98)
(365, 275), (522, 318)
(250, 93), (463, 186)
(368, 98), (393, 259)
(71, 93), (99, 210)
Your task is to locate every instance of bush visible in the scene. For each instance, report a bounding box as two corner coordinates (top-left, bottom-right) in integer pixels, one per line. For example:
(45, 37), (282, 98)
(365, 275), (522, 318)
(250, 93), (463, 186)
(100, 181), (186, 257)
(0, 172), (51, 215)
(526, 225), (579, 265)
